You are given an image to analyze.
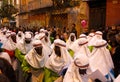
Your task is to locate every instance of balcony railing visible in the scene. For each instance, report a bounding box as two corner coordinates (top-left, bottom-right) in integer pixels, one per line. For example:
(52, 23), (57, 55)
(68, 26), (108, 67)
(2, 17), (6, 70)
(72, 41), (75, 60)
(53, 0), (80, 7)
(28, 0), (53, 11)
(20, 0), (80, 12)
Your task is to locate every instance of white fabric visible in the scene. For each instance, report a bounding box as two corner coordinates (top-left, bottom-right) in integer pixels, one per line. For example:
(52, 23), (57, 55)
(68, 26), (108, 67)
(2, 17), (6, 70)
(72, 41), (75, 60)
(25, 31), (32, 39)
(88, 31), (103, 46)
(32, 39), (42, 46)
(66, 33), (76, 49)
(38, 32), (51, 47)
(1, 28), (7, 33)
(38, 30), (51, 46)
(2, 36), (16, 50)
(74, 54), (89, 69)
(63, 53), (91, 82)
(0, 52), (12, 64)
(38, 33), (52, 57)
(70, 34), (90, 57)
(25, 43), (33, 54)
(45, 39), (72, 73)
(87, 33), (95, 41)
(39, 29), (45, 33)
(25, 43), (50, 68)
(45, 30), (51, 46)
(0, 33), (7, 46)
(16, 39), (26, 54)
(63, 61), (89, 82)
(38, 33), (46, 43)
(95, 31), (103, 35)
(33, 33), (40, 40)
(16, 31), (25, 43)
(16, 31), (26, 54)
(114, 75), (120, 82)
(63, 63), (83, 82)
(89, 40), (114, 76)
(16, 32), (33, 54)
(54, 39), (66, 46)
(0, 28), (8, 45)
(5, 30), (11, 37)
(79, 34), (87, 38)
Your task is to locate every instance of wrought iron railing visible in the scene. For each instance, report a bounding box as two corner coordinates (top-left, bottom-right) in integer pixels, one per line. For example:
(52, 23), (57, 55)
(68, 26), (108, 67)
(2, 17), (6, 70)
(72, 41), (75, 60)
(52, 0), (80, 7)
(28, 0), (53, 11)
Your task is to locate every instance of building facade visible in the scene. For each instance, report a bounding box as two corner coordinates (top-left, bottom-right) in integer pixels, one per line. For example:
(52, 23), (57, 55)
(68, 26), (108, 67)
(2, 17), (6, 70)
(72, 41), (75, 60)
(18, 0), (120, 36)
(18, 0), (89, 36)
(106, 0), (120, 26)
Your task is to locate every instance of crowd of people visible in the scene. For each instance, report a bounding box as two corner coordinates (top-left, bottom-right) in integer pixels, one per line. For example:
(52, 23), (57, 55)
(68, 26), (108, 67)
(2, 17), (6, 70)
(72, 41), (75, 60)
(0, 25), (120, 82)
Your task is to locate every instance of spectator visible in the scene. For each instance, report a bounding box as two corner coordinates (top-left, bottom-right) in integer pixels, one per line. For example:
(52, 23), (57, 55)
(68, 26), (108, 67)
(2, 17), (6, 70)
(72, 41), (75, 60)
(0, 73), (10, 82)
(22, 40), (51, 82)
(0, 58), (17, 82)
(112, 32), (120, 77)
(45, 39), (72, 82)
(71, 23), (77, 37)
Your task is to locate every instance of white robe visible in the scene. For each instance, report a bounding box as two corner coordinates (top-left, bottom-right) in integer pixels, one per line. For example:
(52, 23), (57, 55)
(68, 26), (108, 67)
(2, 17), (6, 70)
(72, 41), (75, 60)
(45, 40), (72, 74)
(25, 48), (49, 68)
(89, 40), (114, 76)
(66, 33), (76, 50)
(63, 62), (90, 82)
(70, 37), (90, 57)
(0, 52), (12, 64)
(2, 37), (16, 51)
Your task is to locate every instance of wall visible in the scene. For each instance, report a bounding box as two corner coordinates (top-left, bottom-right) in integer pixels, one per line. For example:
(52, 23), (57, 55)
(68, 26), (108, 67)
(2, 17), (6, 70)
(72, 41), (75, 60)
(106, 0), (120, 26)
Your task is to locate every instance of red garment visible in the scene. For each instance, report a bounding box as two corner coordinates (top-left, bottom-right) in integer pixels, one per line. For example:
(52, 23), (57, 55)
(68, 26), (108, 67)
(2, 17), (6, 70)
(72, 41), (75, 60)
(4, 49), (15, 58)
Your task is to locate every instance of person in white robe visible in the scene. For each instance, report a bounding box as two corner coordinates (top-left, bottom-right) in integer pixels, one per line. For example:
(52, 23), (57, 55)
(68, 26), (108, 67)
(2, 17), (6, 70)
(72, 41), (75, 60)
(37, 32), (52, 57)
(2, 31), (16, 53)
(46, 39), (72, 74)
(0, 48), (12, 64)
(16, 31), (26, 54)
(88, 31), (103, 48)
(66, 33), (76, 57)
(23, 39), (51, 82)
(44, 30), (51, 46)
(15, 31), (27, 82)
(63, 54), (90, 82)
(24, 31), (33, 54)
(45, 39), (72, 82)
(87, 33), (95, 42)
(87, 31), (105, 53)
(33, 32), (39, 40)
(66, 33), (76, 49)
(1, 31), (17, 70)
(89, 39), (114, 81)
(72, 34), (87, 51)
(38, 30), (51, 47)
(70, 34), (90, 57)
(15, 31), (33, 82)
(16, 31), (25, 43)
(0, 28), (7, 47)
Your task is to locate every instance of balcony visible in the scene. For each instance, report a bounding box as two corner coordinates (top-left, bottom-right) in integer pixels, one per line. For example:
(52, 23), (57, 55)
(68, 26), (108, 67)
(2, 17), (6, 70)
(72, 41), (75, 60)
(28, 0), (53, 11)
(53, 0), (80, 8)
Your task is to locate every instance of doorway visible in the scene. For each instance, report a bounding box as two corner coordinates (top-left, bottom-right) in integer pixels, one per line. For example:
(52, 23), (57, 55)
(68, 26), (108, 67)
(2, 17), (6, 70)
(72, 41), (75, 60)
(88, 0), (106, 30)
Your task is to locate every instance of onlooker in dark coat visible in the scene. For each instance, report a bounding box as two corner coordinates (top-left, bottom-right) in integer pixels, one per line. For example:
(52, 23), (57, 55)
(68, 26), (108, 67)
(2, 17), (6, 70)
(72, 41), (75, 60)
(0, 73), (10, 82)
(0, 58), (17, 82)
(112, 32), (120, 77)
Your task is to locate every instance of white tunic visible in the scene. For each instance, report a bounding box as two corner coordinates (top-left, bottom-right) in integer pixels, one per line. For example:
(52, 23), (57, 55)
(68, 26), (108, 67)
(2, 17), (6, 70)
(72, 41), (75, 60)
(0, 52), (12, 64)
